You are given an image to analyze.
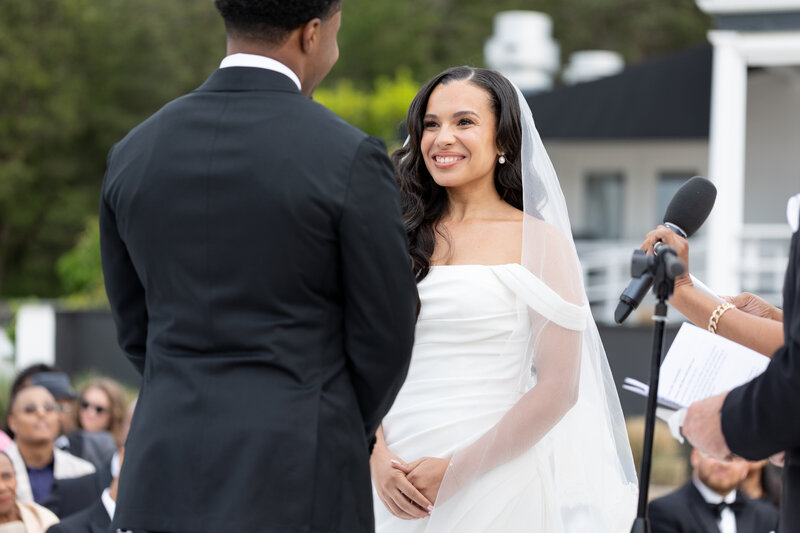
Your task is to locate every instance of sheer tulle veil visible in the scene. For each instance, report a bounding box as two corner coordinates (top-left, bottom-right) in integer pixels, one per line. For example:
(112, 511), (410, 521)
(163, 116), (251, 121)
(424, 82), (638, 531)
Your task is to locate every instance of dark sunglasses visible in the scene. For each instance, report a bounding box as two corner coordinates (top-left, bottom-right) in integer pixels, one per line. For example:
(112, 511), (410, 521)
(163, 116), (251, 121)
(80, 401), (109, 415)
(19, 403), (61, 415)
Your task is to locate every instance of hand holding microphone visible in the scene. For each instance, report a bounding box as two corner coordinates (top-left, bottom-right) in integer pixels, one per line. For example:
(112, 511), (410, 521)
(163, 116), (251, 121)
(640, 225), (692, 290)
(614, 176), (717, 324)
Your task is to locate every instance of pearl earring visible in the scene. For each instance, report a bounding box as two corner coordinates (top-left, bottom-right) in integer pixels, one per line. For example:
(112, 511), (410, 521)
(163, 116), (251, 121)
(498, 154), (506, 164)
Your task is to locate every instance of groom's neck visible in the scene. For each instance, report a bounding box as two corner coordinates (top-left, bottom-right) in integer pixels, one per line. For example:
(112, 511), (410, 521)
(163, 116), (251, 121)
(225, 36), (303, 80)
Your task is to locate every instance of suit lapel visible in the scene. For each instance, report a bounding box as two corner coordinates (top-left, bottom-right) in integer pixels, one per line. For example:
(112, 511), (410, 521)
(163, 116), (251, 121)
(89, 499), (111, 533)
(735, 501), (758, 533)
(686, 482), (722, 533)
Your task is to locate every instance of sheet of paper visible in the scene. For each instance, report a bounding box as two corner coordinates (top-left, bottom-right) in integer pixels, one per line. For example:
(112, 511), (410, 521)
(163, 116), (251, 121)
(657, 322), (770, 408)
(623, 322), (770, 412)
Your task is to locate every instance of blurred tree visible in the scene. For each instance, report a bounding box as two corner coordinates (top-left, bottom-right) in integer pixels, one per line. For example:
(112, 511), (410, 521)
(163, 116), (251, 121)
(56, 217), (106, 306)
(544, 0), (712, 66)
(329, 0), (710, 88)
(1, 0), (710, 299)
(0, 0), (223, 297)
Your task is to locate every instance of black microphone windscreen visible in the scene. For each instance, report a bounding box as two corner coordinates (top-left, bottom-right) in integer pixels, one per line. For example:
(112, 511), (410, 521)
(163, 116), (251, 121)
(662, 176), (717, 237)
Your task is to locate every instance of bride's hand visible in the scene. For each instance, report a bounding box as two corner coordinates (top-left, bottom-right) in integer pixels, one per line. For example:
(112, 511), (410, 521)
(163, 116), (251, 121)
(395, 457), (449, 505)
(370, 447), (433, 520)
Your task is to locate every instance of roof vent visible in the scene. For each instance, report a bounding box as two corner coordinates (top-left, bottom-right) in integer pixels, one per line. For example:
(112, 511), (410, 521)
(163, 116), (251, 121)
(484, 11), (560, 93)
(562, 50), (625, 85)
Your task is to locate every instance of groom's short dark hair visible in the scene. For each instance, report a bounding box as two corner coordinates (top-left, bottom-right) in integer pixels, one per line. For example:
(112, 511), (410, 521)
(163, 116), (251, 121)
(214, 0), (342, 45)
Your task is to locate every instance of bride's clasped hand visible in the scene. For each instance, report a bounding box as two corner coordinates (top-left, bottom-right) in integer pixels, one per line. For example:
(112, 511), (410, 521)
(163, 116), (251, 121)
(370, 438), (439, 520)
(371, 443), (449, 520)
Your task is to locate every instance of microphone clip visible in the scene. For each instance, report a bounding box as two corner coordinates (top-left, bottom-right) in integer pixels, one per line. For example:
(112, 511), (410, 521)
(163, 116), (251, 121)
(614, 248), (685, 324)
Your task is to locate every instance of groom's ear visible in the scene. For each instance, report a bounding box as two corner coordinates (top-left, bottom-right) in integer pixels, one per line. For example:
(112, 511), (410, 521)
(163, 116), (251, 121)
(300, 18), (323, 55)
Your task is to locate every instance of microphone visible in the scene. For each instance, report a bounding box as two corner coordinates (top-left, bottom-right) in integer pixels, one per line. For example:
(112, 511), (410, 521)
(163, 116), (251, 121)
(613, 176), (717, 324)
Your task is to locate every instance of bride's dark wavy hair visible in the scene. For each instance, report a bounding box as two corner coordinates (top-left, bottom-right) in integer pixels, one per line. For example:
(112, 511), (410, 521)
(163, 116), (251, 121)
(393, 66), (523, 282)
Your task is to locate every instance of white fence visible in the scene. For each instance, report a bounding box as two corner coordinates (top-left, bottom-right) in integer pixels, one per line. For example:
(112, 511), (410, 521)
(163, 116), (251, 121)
(577, 224), (792, 325)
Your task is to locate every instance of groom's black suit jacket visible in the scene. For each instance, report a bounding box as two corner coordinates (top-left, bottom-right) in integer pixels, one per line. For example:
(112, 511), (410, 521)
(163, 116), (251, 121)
(722, 210), (800, 531)
(99, 67), (418, 533)
(648, 481), (779, 533)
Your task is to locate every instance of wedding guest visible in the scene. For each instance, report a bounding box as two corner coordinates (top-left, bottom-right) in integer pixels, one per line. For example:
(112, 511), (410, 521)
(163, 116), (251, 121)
(61, 378), (126, 469)
(42, 470), (108, 521)
(43, 459), (115, 533)
(0, 432), (12, 454)
(45, 400), (135, 533)
(0, 451), (59, 533)
(10, 366), (55, 397)
(4, 387), (94, 506)
(5, 365), (56, 440)
(73, 379), (125, 441)
(28, 374), (77, 438)
(20, 374), (114, 471)
(739, 459), (782, 510)
(44, 398), (135, 521)
(649, 448), (778, 533)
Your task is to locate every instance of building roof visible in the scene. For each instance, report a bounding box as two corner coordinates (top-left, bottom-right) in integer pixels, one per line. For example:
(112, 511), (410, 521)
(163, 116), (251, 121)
(526, 45), (713, 140)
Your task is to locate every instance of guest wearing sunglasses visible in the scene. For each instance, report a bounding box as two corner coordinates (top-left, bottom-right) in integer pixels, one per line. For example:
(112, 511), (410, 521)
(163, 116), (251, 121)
(48, 378), (127, 473)
(73, 379), (126, 446)
(3, 387), (94, 507)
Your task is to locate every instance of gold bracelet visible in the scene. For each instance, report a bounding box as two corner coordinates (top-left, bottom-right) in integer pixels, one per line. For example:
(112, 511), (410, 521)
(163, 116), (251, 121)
(708, 302), (736, 334)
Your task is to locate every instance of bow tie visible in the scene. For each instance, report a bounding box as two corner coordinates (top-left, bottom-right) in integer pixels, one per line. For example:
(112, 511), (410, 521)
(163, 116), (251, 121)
(709, 499), (745, 518)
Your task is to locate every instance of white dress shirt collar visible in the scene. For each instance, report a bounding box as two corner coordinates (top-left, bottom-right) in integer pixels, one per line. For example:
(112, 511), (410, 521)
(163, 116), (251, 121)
(219, 53), (301, 91)
(788, 193), (799, 232)
(693, 477), (737, 533)
(102, 487), (116, 520)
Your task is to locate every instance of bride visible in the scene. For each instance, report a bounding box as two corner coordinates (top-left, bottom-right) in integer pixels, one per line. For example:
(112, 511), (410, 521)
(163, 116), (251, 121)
(370, 66), (638, 532)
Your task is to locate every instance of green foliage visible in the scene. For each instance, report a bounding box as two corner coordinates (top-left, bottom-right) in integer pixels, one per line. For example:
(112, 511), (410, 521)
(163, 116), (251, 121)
(56, 218), (107, 307)
(0, 0), (224, 298)
(543, 0), (712, 66)
(316, 70), (420, 149)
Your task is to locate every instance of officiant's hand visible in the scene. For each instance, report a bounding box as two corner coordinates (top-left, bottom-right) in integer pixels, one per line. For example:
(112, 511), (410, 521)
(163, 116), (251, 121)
(396, 457), (449, 505)
(370, 448), (433, 519)
(683, 391), (734, 461)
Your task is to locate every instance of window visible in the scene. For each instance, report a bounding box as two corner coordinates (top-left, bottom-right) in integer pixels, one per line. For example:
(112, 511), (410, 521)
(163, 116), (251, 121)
(583, 172), (624, 240)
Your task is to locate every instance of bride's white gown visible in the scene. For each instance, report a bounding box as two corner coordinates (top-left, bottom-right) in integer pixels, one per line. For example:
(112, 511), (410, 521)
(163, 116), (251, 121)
(375, 263), (573, 533)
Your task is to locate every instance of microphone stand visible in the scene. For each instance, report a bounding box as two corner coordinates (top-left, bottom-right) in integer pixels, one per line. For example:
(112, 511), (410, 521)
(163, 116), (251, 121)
(628, 248), (684, 533)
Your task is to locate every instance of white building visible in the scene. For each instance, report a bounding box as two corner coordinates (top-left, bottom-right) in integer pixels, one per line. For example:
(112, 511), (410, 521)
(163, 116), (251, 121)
(488, 4), (800, 323)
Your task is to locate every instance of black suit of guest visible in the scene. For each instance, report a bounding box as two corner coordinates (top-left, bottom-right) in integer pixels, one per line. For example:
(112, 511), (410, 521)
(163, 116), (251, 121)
(99, 65), (418, 532)
(721, 211), (800, 530)
(46, 499), (110, 533)
(44, 465), (112, 518)
(648, 481), (779, 533)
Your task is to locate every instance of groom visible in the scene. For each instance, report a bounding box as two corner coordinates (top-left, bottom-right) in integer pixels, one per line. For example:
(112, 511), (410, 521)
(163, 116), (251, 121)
(99, 1), (418, 532)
